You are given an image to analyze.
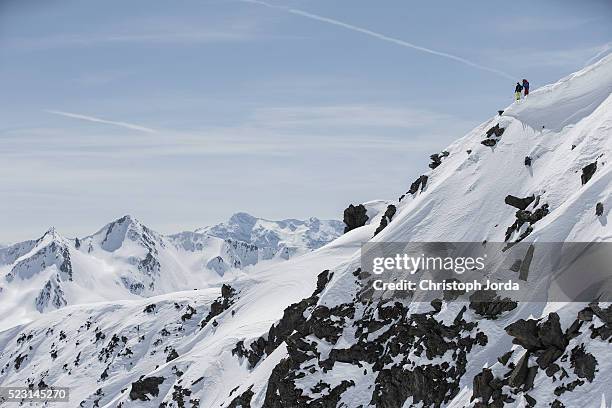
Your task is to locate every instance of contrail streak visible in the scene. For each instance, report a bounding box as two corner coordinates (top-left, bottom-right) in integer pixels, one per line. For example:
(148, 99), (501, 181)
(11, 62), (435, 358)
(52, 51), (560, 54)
(242, 0), (515, 80)
(45, 110), (157, 133)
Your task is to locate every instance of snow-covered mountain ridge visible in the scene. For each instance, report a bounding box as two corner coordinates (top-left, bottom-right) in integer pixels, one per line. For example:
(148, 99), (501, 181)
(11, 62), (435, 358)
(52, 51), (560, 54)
(0, 55), (611, 407)
(0, 213), (343, 330)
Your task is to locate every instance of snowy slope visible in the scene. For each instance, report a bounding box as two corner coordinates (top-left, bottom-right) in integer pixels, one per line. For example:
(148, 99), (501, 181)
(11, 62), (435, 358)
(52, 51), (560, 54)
(0, 214), (342, 331)
(0, 56), (611, 408)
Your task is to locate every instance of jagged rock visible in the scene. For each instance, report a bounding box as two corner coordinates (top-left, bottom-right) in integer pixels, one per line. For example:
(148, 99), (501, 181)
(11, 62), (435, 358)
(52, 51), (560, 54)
(539, 313), (566, 350)
(536, 347), (563, 370)
(508, 351), (530, 388)
(524, 394), (536, 407)
(407, 175), (428, 195)
(596, 202), (604, 216)
(429, 151), (449, 169)
(481, 138), (497, 147)
(343, 204), (368, 233)
(469, 290), (517, 319)
(498, 351), (513, 366)
(486, 124), (505, 138)
(227, 386), (254, 408)
(166, 348), (179, 362)
(233, 270), (333, 369)
(497, 110), (504, 116)
(200, 284), (236, 328)
(505, 319), (542, 350)
(143, 304), (156, 313)
(505, 195), (535, 210)
(578, 308), (594, 321)
(129, 376), (165, 401)
(504, 204), (549, 242)
(570, 344), (597, 382)
(472, 368), (495, 403)
(181, 305), (197, 321)
(581, 161), (597, 185)
(374, 205), (397, 236)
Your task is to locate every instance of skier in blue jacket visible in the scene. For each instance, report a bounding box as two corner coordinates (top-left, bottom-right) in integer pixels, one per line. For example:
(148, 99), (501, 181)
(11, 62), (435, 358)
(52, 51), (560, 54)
(522, 79), (530, 96)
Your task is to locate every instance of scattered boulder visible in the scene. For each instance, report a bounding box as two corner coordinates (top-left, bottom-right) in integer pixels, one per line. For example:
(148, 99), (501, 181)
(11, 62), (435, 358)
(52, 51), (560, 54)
(200, 284), (237, 328)
(481, 139), (497, 147)
(570, 344), (597, 382)
(504, 203), (549, 242)
(505, 195), (535, 210)
(129, 376), (165, 401)
(429, 151), (449, 169)
(505, 319), (542, 350)
(343, 204), (368, 233)
(469, 290), (517, 319)
(143, 304), (156, 313)
(481, 124), (505, 146)
(408, 175), (428, 195)
(486, 124), (505, 138)
(581, 161), (597, 185)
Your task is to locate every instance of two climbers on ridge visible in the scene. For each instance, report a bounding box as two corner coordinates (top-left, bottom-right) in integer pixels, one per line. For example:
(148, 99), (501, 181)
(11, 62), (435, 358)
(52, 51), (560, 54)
(514, 79), (530, 101)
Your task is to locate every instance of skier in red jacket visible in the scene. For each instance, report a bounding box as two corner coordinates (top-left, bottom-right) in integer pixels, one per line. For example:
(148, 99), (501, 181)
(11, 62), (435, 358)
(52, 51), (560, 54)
(522, 79), (530, 97)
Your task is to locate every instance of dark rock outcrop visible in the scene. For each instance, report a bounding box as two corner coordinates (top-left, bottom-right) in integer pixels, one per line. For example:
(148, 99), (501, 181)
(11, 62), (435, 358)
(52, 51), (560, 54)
(481, 139), (497, 147)
(505, 195), (535, 210)
(504, 203), (549, 242)
(129, 376), (165, 401)
(227, 386), (254, 408)
(233, 270), (333, 369)
(374, 205), (397, 236)
(581, 161), (597, 185)
(486, 124), (505, 138)
(595, 202), (604, 216)
(343, 204), (368, 233)
(408, 175), (428, 195)
(570, 344), (597, 382)
(481, 124), (505, 147)
(429, 151), (449, 169)
(469, 290), (517, 319)
(200, 284), (236, 328)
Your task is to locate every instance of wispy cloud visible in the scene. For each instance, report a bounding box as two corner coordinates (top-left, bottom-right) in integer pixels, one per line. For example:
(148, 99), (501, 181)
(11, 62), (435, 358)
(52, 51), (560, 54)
(486, 44), (612, 69)
(584, 42), (612, 67)
(240, 0), (515, 80)
(4, 15), (264, 50)
(495, 16), (600, 33)
(247, 105), (459, 129)
(7, 103), (474, 159)
(44, 110), (157, 133)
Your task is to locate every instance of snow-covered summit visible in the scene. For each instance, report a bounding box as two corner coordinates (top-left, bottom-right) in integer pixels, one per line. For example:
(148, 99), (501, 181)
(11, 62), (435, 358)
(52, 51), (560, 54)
(195, 212), (344, 257)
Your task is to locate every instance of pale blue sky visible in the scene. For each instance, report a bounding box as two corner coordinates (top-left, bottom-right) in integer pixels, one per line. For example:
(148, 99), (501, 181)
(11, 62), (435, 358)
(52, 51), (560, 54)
(1, 0), (610, 242)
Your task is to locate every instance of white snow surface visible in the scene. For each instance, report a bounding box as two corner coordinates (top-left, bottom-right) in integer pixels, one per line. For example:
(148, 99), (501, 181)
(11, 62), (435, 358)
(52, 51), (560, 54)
(0, 55), (611, 407)
(0, 213), (343, 330)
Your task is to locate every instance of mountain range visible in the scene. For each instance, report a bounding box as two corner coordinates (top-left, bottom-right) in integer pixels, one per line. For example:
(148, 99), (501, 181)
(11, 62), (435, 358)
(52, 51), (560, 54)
(0, 213), (344, 330)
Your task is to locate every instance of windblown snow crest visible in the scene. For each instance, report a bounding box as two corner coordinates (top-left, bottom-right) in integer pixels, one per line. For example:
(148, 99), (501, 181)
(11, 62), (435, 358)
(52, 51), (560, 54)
(0, 56), (611, 407)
